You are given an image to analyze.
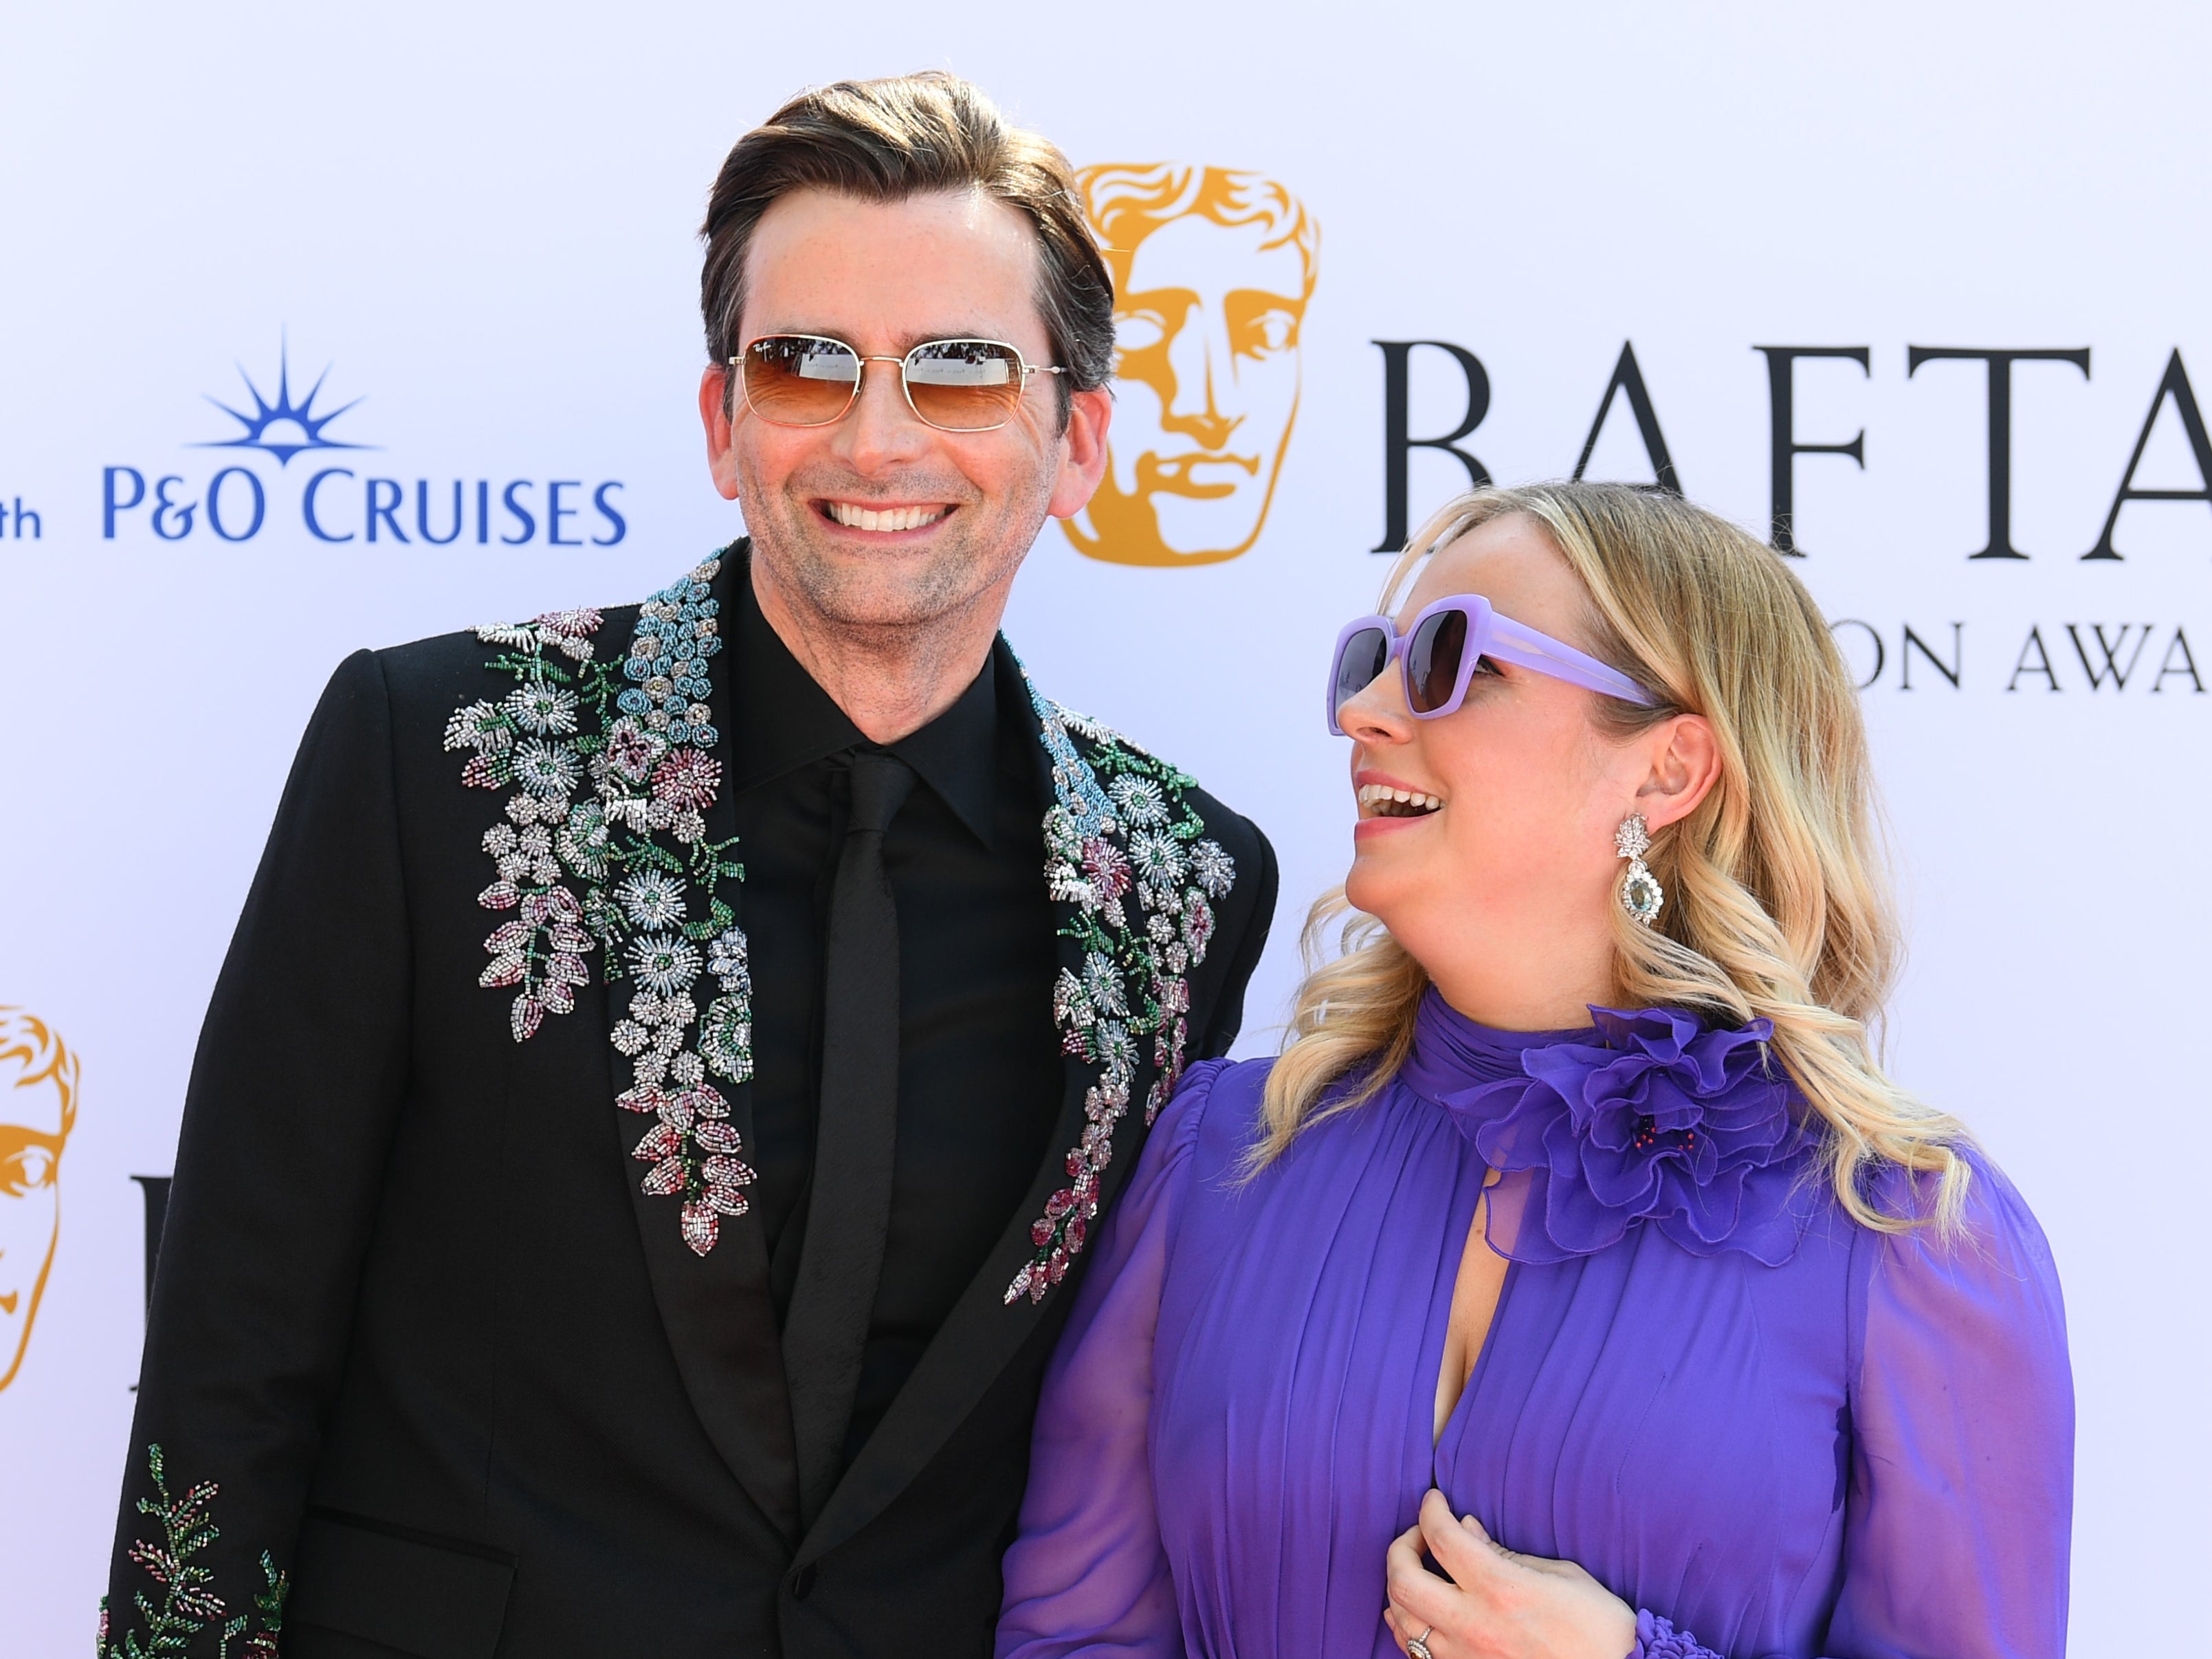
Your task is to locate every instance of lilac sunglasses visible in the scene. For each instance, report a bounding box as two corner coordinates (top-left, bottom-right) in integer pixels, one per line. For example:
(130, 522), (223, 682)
(1326, 593), (1655, 734)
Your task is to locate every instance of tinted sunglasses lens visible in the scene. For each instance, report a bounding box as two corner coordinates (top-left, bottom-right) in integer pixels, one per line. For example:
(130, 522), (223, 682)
(1406, 609), (1468, 713)
(743, 337), (860, 426)
(905, 340), (1025, 430)
(1332, 627), (1392, 718)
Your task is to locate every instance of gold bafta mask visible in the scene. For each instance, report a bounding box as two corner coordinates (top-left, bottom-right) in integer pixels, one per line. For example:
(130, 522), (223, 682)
(0, 1009), (76, 1392)
(1067, 164), (1318, 567)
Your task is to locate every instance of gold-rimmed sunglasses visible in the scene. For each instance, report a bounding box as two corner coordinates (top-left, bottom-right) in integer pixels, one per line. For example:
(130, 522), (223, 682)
(731, 333), (1068, 433)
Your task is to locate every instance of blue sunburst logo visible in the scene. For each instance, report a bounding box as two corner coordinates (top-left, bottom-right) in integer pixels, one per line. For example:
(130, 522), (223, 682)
(197, 339), (373, 465)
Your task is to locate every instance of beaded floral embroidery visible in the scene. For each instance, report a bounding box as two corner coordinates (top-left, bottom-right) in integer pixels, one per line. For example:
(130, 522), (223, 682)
(445, 554), (757, 1255)
(98, 1443), (288, 1659)
(447, 550), (1237, 1289)
(1004, 683), (1236, 1306)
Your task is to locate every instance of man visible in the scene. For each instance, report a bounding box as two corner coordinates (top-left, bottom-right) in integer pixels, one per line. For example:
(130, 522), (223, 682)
(0, 1007), (77, 1394)
(1063, 164), (1316, 567)
(104, 74), (1276, 1659)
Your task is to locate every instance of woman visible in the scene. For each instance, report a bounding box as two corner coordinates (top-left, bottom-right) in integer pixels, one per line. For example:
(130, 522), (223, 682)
(996, 483), (2070, 1659)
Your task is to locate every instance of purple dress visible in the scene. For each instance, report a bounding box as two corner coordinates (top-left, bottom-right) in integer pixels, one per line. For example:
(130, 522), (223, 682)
(997, 991), (2072, 1659)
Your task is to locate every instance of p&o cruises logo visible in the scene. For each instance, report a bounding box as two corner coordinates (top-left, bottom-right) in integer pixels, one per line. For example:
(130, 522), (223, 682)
(102, 340), (628, 548)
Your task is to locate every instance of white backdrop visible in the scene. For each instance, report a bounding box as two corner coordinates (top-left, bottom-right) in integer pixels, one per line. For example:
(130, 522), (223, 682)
(2, 3), (2206, 1652)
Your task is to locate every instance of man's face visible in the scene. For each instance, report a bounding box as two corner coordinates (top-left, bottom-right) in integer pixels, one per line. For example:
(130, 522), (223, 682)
(700, 187), (1109, 635)
(0, 1068), (66, 1392)
(1077, 215), (1307, 565)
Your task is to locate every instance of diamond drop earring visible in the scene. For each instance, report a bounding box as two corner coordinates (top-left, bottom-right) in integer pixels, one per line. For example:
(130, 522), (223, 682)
(1615, 813), (1663, 926)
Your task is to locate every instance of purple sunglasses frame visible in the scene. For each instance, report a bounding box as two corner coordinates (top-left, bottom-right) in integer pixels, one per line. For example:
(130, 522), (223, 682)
(1325, 593), (1657, 735)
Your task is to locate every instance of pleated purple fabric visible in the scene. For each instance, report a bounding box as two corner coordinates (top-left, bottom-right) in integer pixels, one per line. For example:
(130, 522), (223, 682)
(997, 990), (2072, 1659)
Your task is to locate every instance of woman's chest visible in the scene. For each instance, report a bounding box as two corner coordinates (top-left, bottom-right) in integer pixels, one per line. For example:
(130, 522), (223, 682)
(1441, 1238), (1852, 1592)
(1149, 1099), (1856, 1644)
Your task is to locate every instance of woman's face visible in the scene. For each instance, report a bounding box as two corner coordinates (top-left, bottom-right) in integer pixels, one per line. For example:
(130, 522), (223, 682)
(1338, 514), (1658, 996)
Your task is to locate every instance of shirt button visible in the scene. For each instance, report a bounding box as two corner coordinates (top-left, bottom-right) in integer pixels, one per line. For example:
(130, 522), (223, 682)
(790, 1563), (817, 1601)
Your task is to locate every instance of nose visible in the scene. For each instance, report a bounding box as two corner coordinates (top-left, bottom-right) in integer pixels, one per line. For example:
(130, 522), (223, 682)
(830, 356), (933, 472)
(1338, 661), (1415, 748)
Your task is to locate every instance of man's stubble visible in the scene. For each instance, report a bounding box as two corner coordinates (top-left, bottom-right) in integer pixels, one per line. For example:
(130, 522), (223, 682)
(736, 454), (1058, 653)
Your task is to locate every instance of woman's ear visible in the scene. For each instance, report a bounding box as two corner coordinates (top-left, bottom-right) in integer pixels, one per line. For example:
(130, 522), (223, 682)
(1633, 713), (1721, 832)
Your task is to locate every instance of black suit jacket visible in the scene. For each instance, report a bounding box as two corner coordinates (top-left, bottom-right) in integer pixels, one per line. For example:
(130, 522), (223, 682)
(104, 549), (1276, 1659)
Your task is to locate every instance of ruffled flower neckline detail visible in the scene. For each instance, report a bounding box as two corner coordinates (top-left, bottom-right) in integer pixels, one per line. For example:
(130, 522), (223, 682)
(1401, 987), (1814, 1266)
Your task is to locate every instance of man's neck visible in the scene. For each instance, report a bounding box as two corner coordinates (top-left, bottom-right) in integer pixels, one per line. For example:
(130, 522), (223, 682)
(749, 555), (1006, 745)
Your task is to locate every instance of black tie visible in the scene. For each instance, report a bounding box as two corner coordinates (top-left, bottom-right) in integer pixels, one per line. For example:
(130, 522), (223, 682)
(784, 749), (915, 1530)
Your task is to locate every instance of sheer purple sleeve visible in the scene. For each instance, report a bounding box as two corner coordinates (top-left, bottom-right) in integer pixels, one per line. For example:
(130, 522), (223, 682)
(1626, 1154), (2072, 1659)
(994, 1061), (1225, 1658)
(1824, 1154), (2075, 1659)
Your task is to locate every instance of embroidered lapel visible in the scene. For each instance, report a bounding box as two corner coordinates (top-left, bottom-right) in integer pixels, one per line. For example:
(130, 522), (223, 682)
(444, 551), (757, 1257)
(1005, 679), (1239, 1303)
(443, 547), (799, 1534)
(601, 555), (798, 1539)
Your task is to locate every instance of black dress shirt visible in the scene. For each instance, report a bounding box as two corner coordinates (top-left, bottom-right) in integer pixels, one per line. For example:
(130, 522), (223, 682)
(727, 567), (1063, 1469)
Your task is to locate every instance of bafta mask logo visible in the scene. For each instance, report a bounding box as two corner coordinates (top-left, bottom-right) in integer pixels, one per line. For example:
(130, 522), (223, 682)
(1068, 164), (1318, 567)
(0, 1009), (77, 1392)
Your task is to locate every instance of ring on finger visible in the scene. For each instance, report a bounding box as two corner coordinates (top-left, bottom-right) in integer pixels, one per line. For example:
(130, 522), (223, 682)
(1408, 1629), (1435, 1659)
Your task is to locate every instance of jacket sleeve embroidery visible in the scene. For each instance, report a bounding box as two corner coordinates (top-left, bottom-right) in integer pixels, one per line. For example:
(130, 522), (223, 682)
(97, 1444), (289, 1659)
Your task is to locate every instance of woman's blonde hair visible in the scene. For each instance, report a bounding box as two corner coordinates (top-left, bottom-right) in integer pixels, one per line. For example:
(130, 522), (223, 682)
(1259, 481), (1969, 1233)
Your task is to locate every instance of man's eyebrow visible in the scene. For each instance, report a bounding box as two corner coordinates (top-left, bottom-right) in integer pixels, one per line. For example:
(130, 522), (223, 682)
(753, 327), (1026, 354)
(896, 329), (1022, 355)
(0, 1123), (64, 1153)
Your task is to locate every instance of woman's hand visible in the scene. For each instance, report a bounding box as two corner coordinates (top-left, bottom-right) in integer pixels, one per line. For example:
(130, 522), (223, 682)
(1384, 1489), (1639, 1659)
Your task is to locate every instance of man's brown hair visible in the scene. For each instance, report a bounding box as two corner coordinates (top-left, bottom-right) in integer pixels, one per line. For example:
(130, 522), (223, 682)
(700, 72), (1114, 424)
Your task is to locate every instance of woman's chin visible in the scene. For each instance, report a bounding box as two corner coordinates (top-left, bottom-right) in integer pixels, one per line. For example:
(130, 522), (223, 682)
(1342, 859), (1402, 922)
(1346, 831), (1457, 934)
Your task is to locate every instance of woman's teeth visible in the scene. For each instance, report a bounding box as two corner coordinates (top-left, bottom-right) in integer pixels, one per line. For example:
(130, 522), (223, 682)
(1357, 784), (1444, 817)
(827, 502), (948, 532)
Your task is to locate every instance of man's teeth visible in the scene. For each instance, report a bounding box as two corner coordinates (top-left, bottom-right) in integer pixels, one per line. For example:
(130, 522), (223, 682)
(828, 502), (949, 533)
(1357, 784), (1444, 817)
